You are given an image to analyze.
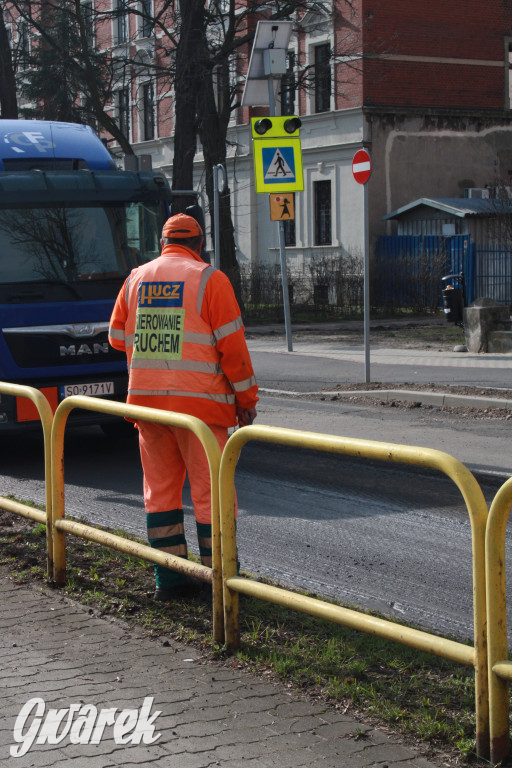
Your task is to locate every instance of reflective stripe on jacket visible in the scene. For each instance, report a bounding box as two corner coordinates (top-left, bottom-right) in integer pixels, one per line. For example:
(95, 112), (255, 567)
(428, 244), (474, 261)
(108, 243), (258, 426)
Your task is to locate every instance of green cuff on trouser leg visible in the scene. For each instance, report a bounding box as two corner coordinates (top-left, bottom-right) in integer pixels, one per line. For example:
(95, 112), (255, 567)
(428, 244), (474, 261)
(197, 521), (240, 574)
(196, 522), (212, 568)
(147, 509), (189, 588)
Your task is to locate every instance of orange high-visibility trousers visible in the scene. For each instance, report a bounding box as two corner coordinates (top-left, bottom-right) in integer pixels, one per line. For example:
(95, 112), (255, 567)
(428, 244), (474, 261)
(137, 421), (235, 523)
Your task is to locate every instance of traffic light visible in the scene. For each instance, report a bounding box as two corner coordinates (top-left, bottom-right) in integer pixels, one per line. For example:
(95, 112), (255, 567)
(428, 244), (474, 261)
(283, 117), (301, 134)
(253, 118), (273, 136)
(251, 116), (301, 139)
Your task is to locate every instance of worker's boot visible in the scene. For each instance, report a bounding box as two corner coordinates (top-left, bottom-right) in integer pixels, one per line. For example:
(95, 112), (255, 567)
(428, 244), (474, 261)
(147, 509), (197, 600)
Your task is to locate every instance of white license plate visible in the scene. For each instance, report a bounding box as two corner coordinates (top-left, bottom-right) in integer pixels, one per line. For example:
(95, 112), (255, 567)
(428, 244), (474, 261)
(60, 381), (114, 398)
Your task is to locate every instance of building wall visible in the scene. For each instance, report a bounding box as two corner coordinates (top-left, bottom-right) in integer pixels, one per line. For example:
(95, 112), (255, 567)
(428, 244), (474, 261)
(10, 0), (512, 272)
(362, 0), (512, 111)
(368, 111), (512, 246)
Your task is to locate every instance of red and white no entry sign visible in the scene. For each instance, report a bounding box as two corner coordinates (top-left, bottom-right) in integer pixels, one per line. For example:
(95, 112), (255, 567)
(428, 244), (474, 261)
(352, 149), (371, 184)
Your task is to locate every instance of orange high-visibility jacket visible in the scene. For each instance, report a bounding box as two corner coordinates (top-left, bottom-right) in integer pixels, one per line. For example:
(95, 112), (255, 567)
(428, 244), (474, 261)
(108, 243), (258, 427)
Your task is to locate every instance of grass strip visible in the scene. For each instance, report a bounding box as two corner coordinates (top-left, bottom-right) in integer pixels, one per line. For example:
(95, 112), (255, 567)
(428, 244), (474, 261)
(0, 505), (477, 765)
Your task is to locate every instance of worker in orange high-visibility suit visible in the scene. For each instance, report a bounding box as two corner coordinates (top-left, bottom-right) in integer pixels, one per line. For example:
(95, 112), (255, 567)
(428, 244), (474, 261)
(108, 213), (258, 601)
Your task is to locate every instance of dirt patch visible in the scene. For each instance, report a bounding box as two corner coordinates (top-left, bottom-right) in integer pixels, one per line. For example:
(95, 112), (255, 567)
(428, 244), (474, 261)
(247, 319), (466, 351)
(312, 382), (512, 421)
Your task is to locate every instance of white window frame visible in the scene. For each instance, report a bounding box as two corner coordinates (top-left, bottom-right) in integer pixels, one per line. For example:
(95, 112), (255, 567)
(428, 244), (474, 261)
(117, 86), (131, 142)
(312, 41), (332, 114)
(113, 0), (129, 45)
(16, 19), (31, 72)
(138, 79), (156, 142)
(505, 37), (512, 111)
(279, 46), (298, 117)
(313, 177), (332, 246)
(138, 0), (153, 40)
(81, 0), (95, 46)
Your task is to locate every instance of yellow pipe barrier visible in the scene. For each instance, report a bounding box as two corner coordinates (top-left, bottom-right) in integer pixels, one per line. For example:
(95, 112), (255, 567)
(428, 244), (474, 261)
(228, 576), (475, 667)
(0, 383), (54, 579)
(485, 477), (512, 764)
(220, 424), (489, 759)
(51, 396), (223, 643)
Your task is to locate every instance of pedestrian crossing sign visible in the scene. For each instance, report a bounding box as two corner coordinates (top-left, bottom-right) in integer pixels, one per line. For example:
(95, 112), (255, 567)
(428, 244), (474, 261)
(253, 139), (303, 193)
(252, 127), (303, 194)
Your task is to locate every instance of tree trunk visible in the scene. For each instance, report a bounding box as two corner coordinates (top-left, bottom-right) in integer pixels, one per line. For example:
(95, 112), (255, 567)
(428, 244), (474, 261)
(171, 0), (205, 213)
(196, 55), (242, 305)
(0, 9), (18, 118)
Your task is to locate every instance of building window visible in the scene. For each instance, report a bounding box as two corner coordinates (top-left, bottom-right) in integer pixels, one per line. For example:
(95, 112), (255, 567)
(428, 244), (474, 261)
(281, 51), (296, 116)
(117, 88), (130, 139)
(81, 0), (94, 45)
(284, 218), (296, 247)
(314, 43), (331, 113)
(16, 20), (31, 71)
(282, 193), (296, 246)
(213, 57), (236, 117)
(142, 82), (154, 140)
(139, 0), (152, 38)
(116, 0), (128, 44)
(507, 39), (512, 109)
(314, 180), (331, 245)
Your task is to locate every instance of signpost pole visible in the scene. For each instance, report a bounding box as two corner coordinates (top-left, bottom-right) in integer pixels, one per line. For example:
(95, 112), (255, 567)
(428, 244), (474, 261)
(363, 180), (370, 383)
(242, 21), (297, 353)
(352, 148), (372, 383)
(213, 164), (226, 271)
(268, 85), (293, 352)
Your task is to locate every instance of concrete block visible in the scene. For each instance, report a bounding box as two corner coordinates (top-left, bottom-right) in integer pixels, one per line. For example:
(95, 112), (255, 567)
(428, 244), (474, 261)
(464, 299), (510, 353)
(487, 330), (512, 354)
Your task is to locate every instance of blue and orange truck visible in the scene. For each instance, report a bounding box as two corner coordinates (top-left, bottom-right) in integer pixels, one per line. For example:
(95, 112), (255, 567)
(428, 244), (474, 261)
(0, 119), (194, 435)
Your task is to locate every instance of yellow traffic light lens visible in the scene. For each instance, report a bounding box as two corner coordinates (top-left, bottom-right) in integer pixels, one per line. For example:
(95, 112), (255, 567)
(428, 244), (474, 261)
(284, 117), (301, 134)
(254, 118), (273, 135)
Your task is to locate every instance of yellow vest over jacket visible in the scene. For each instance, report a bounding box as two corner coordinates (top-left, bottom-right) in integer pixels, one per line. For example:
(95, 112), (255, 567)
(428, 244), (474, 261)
(108, 244), (258, 427)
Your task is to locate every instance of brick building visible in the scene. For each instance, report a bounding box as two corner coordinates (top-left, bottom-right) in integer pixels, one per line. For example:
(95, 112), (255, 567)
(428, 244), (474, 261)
(6, 1), (512, 270)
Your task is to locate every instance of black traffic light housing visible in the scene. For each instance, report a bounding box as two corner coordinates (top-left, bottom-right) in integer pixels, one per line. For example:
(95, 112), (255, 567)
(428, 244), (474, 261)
(253, 118), (273, 135)
(283, 117), (301, 134)
(251, 116), (302, 139)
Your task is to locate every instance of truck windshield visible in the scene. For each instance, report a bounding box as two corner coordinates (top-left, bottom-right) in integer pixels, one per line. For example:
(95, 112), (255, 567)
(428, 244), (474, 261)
(0, 200), (164, 286)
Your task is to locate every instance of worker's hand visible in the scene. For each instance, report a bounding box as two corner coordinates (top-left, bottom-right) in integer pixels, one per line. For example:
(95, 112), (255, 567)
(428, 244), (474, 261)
(236, 407), (257, 427)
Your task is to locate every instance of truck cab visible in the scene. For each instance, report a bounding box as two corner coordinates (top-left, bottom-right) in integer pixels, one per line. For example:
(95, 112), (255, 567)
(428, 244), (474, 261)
(0, 120), (175, 434)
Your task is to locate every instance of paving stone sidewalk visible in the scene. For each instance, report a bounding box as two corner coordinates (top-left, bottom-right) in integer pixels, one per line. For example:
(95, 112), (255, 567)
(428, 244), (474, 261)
(0, 574), (448, 768)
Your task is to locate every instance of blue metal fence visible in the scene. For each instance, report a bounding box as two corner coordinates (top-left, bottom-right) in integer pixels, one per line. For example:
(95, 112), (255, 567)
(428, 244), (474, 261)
(474, 247), (512, 305)
(374, 235), (512, 309)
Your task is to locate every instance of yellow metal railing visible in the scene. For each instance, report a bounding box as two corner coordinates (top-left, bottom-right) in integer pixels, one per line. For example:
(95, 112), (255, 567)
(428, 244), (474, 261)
(50, 396), (224, 642)
(1, 385), (503, 760)
(219, 425), (490, 759)
(0, 383), (54, 578)
(485, 477), (512, 764)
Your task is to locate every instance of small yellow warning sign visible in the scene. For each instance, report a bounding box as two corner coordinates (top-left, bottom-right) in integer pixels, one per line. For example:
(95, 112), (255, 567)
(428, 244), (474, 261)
(269, 193), (295, 221)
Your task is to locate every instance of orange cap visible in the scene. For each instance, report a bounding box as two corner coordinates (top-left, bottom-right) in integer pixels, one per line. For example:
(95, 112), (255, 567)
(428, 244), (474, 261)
(162, 213), (203, 239)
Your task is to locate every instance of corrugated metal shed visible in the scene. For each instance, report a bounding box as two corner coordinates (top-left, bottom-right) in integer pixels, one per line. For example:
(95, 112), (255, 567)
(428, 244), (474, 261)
(383, 197), (512, 243)
(383, 197), (503, 220)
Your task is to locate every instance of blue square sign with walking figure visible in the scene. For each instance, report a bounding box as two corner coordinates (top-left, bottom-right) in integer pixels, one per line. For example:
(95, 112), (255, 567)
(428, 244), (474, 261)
(262, 147), (296, 183)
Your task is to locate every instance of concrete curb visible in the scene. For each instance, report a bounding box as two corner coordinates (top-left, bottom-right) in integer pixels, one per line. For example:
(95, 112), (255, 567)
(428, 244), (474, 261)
(260, 387), (512, 410)
(323, 390), (512, 410)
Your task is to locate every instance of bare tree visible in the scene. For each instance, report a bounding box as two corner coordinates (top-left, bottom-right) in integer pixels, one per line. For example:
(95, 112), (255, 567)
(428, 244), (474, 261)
(7, 0), (133, 153)
(0, 5), (18, 117)
(4, 0), (360, 299)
